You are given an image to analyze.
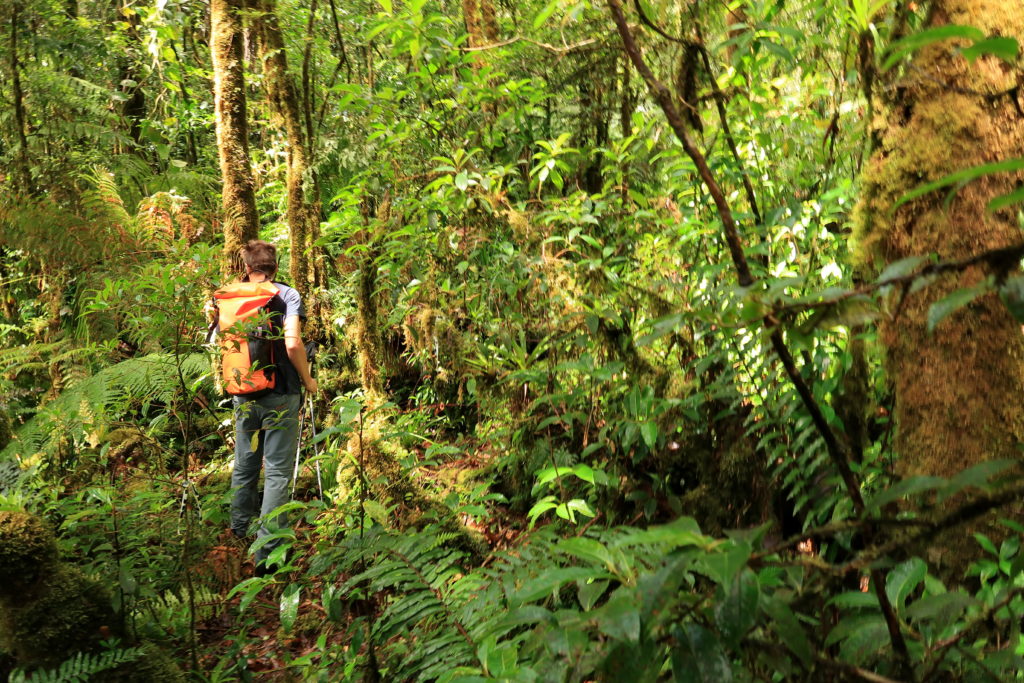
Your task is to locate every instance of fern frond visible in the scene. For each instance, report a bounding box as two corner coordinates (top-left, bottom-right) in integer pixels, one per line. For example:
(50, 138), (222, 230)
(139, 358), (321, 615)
(8, 646), (144, 683)
(0, 353), (210, 461)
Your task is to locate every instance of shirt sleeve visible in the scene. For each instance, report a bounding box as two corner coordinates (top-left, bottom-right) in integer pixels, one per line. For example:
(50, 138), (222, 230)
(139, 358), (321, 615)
(282, 286), (306, 322)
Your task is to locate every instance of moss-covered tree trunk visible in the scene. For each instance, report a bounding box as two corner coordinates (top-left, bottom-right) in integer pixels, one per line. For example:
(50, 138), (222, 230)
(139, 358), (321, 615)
(211, 0), (259, 267)
(8, 1), (33, 196)
(249, 0), (311, 293)
(855, 0), (1024, 479)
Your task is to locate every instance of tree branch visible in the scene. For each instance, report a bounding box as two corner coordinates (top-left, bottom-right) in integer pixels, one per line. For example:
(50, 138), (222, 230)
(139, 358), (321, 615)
(459, 35), (602, 55)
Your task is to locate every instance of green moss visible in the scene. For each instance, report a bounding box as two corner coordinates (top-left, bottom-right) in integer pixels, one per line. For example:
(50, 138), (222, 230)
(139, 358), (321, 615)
(0, 512), (184, 680)
(0, 565), (117, 668)
(0, 511), (59, 597)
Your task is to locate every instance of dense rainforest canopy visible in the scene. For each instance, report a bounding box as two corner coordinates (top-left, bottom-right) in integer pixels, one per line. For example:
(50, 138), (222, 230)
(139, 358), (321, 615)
(2, 0), (1024, 680)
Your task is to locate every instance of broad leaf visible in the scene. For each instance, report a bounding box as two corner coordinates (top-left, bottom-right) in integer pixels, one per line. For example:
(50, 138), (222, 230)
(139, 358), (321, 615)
(882, 25), (986, 71)
(926, 284), (987, 333)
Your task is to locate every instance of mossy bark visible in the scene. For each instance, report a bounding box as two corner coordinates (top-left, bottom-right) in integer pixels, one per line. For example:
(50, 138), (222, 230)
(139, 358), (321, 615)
(8, 1), (33, 196)
(854, 0), (1024, 480)
(211, 0), (259, 268)
(249, 0), (313, 295)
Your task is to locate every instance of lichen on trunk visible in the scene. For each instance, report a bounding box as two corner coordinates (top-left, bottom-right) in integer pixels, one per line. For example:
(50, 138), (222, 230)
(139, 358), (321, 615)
(854, 0), (1024, 483)
(211, 0), (260, 268)
(249, 0), (315, 295)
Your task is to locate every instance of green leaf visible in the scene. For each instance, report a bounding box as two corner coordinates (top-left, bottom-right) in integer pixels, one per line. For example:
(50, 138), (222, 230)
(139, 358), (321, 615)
(894, 157), (1024, 210)
(926, 284), (987, 333)
(637, 313), (686, 346)
(226, 576), (272, 613)
(615, 516), (709, 548)
(714, 568), (759, 648)
(509, 567), (610, 605)
(577, 579), (610, 610)
(903, 591), (975, 634)
(876, 255), (929, 283)
(698, 540), (752, 585)
(527, 496), (558, 526)
(989, 186), (1024, 211)
(556, 498), (595, 522)
(558, 537), (616, 570)
(886, 558), (927, 608)
(363, 499), (389, 525)
(882, 25), (986, 71)
(571, 463), (596, 484)
(380, 0), (392, 14)
(939, 458), (1017, 500)
(998, 275), (1024, 322)
(280, 583), (301, 632)
(828, 591), (879, 610)
(961, 36), (1019, 62)
(671, 624), (732, 682)
(533, 0), (560, 29)
(595, 588), (641, 642)
(639, 421), (658, 449)
(454, 171), (470, 191)
(866, 475), (946, 512)
(973, 532), (999, 556)
(762, 596), (812, 666)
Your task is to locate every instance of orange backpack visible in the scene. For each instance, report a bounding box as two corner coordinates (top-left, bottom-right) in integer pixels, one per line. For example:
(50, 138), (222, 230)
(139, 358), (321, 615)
(212, 281), (280, 396)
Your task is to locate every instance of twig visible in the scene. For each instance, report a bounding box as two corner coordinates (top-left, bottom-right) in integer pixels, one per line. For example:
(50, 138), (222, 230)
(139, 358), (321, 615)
(771, 242), (1024, 320)
(460, 35), (602, 55)
(922, 586), (1024, 681)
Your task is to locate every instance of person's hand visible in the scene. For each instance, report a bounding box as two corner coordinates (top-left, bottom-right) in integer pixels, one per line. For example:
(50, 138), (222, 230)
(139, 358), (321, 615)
(304, 377), (319, 394)
(204, 300), (217, 322)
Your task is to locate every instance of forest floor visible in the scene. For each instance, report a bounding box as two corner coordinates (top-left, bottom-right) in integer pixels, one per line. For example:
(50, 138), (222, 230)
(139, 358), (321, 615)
(186, 438), (527, 679)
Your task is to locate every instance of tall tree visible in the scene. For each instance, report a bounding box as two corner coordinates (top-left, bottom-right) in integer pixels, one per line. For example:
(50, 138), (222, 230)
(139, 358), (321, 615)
(8, 0), (33, 195)
(855, 0), (1024, 478)
(249, 0), (315, 294)
(211, 0), (259, 265)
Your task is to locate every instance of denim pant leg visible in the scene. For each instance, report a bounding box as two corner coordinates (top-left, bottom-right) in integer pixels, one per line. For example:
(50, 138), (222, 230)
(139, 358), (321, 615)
(254, 393), (300, 563)
(230, 397), (265, 536)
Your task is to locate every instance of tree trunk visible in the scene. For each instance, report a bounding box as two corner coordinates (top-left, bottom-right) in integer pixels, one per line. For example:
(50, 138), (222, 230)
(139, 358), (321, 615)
(855, 0), (1024, 480)
(9, 0), (33, 196)
(249, 0), (324, 300)
(211, 0), (259, 267)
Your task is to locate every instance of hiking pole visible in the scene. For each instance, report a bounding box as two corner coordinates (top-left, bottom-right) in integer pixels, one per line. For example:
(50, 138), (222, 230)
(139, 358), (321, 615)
(304, 341), (323, 498)
(291, 400), (307, 496)
(308, 394), (324, 499)
(290, 341), (320, 497)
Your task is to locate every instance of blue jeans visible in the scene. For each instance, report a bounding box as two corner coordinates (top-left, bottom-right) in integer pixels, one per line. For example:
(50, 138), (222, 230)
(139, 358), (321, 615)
(230, 392), (301, 564)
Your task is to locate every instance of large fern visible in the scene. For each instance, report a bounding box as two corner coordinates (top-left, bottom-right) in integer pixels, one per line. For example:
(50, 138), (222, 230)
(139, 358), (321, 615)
(8, 646), (143, 683)
(0, 353), (211, 462)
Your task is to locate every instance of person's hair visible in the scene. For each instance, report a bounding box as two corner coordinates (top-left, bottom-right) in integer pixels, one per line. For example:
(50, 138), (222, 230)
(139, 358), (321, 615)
(240, 240), (278, 277)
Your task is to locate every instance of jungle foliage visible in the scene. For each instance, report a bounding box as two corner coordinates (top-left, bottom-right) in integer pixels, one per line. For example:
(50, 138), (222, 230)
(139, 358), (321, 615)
(2, 0), (1024, 680)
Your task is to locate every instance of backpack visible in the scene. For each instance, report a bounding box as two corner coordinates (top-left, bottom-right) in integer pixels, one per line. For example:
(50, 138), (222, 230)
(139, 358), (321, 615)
(211, 281), (280, 396)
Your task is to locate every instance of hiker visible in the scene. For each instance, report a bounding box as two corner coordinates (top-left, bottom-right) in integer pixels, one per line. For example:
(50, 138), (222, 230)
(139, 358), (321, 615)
(219, 240), (317, 576)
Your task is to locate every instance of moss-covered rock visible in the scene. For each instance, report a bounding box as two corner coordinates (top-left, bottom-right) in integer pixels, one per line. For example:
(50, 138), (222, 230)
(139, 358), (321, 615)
(0, 511), (185, 680)
(0, 565), (117, 668)
(0, 510), (59, 597)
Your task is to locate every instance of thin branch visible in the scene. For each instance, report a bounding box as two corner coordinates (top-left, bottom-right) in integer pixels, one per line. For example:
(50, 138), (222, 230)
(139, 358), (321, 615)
(460, 35), (601, 55)
(631, 0), (694, 46)
(923, 586), (1024, 681)
(694, 24), (762, 226)
(771, 241), (1024, 321)
(843, 479), (1024, 574)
